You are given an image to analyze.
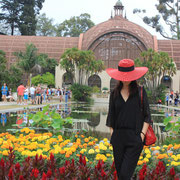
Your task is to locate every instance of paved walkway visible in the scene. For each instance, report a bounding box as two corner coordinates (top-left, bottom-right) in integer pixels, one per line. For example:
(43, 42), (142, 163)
(0, 100), (74, 113)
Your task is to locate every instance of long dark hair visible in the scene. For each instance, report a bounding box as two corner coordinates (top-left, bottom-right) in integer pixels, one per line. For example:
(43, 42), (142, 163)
(113, 80), (138, 98)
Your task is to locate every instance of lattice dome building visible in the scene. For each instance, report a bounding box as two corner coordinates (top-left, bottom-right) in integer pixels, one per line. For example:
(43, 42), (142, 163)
(1, 0), (180, 91)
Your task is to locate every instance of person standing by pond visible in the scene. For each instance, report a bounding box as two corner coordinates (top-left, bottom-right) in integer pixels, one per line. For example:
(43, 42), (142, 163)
(1, 83), (8, 102)
(106, 59), (152, 180)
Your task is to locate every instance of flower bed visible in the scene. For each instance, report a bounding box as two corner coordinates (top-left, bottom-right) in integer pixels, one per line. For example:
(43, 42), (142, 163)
(0, 128), (179, 179)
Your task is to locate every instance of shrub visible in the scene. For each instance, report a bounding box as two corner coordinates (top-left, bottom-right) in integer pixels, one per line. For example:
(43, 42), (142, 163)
(70, 83), (92, 102)
(102, 87), (108, 91)
(92, 86), (100, 93)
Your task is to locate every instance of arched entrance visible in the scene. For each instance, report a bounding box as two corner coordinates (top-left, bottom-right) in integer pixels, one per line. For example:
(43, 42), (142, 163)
(62, 73), (73, 87)
(88, 75), (101, 89)
(89, 32), (147, 69)
(110, 78), (118, 92)
(161, 76), (172, 90)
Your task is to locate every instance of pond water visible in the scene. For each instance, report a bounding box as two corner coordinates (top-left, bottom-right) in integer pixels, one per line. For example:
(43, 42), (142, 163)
(0, 103), (178, 144)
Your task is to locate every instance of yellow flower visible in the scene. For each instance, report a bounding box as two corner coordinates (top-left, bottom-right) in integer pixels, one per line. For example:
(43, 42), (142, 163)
(143, 158), (149, 163)
(103, 138), (108, 142)
(95, 149), (100, 153)
(139, 156), (143, 160)
(109, 146), (113, 151)
(88, 149), (95, 154)
(144, 148), (151, 154)
(146, 154), (151, 159)
(2, 150), (8, 156)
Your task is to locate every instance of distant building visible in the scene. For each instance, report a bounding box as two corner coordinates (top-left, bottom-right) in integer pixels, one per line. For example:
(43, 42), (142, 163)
(0, 0), (180, 91)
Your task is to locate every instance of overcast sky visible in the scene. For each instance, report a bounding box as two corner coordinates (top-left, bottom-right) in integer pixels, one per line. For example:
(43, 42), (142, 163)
(40, 0), (165, 39)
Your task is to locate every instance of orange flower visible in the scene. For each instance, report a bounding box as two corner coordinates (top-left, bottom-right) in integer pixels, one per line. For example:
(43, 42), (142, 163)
(84, 138), (89, 143)
(60, 150), (65, 154)
(81, 135), (84, 138)
(79, 145), (83, 148)
(76, 154), (80, 157)
(75, 135), (78, 138)
(83, 143), (87, 148)
(155, 152), (159, 156)
(65, 153), (70, 158)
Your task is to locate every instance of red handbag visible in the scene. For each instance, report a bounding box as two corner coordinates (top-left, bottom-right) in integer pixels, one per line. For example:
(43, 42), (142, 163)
(140, 87), (156, 146)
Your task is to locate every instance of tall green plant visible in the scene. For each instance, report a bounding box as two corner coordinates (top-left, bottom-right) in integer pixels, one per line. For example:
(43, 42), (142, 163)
(135, 49), (176, 103)
(60, 48), (104, 85)
(70, 83), (92, 102)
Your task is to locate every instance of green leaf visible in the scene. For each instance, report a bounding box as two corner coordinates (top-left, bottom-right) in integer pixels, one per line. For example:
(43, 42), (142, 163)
(165, 122), (173, 131)
(163, 117), (172, 125)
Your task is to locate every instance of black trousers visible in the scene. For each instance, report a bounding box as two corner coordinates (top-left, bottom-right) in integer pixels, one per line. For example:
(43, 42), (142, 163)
(111, 129), (143, 180)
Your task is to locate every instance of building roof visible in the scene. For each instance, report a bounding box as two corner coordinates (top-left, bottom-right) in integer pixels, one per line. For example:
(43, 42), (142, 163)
(158, 40), (180, 70)
(115, 0), (123, 6)
(0, 35), (79, 67)
(82, 16), (154, 50)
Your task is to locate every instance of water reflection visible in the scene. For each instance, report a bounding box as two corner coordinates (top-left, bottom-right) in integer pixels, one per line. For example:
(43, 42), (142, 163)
(0, 103), (179, 143)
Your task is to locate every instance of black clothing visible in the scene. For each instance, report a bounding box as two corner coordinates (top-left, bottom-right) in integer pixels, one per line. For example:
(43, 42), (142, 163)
(106, 87), (152, 180)
(111, 129), (143, 180)
(106, 87), (152, 134)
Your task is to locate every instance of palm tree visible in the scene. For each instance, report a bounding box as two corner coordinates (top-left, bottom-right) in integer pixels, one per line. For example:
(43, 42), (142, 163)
(14, 43), (42, 85)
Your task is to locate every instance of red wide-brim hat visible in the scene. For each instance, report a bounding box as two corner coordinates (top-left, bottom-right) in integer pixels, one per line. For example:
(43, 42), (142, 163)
(106, 59), (148, 81)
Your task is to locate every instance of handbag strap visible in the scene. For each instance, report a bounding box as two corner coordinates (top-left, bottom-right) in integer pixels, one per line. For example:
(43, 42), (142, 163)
(139, 86), (143, 112)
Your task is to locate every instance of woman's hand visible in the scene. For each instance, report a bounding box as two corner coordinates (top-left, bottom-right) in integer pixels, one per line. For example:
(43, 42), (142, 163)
(140, 133), (145, 142)
(110, 127), (113, 136)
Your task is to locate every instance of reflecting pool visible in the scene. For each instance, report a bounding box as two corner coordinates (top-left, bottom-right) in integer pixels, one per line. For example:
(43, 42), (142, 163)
(0, 103), (179, 144)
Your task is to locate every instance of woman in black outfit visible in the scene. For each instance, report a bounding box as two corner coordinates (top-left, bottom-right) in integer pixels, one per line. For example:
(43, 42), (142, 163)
(106, 59), (152, 180)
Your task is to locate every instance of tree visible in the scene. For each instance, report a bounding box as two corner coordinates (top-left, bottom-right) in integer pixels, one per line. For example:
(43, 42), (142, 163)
(14, 43), (58, 85)
(36, 13), (56, 36)
(0, 0), (20, 35)
(133, 0), (180, 39)
(60, 48), (104, 85)
(56, 13), (95, 37)
(135, 49), (176, 103)
(0, 50), (8, 86)
(37, 53), (58, 75)
(7, 65), (23, 90)
(14, 43), (39, 83)
(18, 0), (45, 35)
(31, 72), (55, 87)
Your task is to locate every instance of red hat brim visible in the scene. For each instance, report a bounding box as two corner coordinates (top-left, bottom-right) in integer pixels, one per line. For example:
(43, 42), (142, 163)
(106, 67), (148, 81)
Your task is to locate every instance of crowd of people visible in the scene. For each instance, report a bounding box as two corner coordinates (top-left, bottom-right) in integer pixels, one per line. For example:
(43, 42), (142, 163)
(1, 83), (71, 105)
(165, 91), (179, 106)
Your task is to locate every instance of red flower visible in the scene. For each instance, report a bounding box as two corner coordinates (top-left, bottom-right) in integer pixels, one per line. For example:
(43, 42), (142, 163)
(170, 167), (175, 176)
(65, 160), (70, 166)
(19, 175), (25, 180)
(25, 156), (31, 163)
(50, 153), (54, 161)
(15, 162), (21, 172)
(114, 171), (118, 180)
(59, 167), (65, 175)
(8, 167), (13, 180)
(9, 146), (13, 152)
(0, 158), (5, 168)
(47, 169), (52, 178)
(35, 154), (38, 162)
(39, 155), (42, 160)
(96, 160), (102, 170)
(101, 169), (106, 177)
(82, 156), (86, 166)
(42, 172), (47, 180)
(71, 159), (75, 167)
(79, 154), (83, 164)
(31, 168), (39, 178)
